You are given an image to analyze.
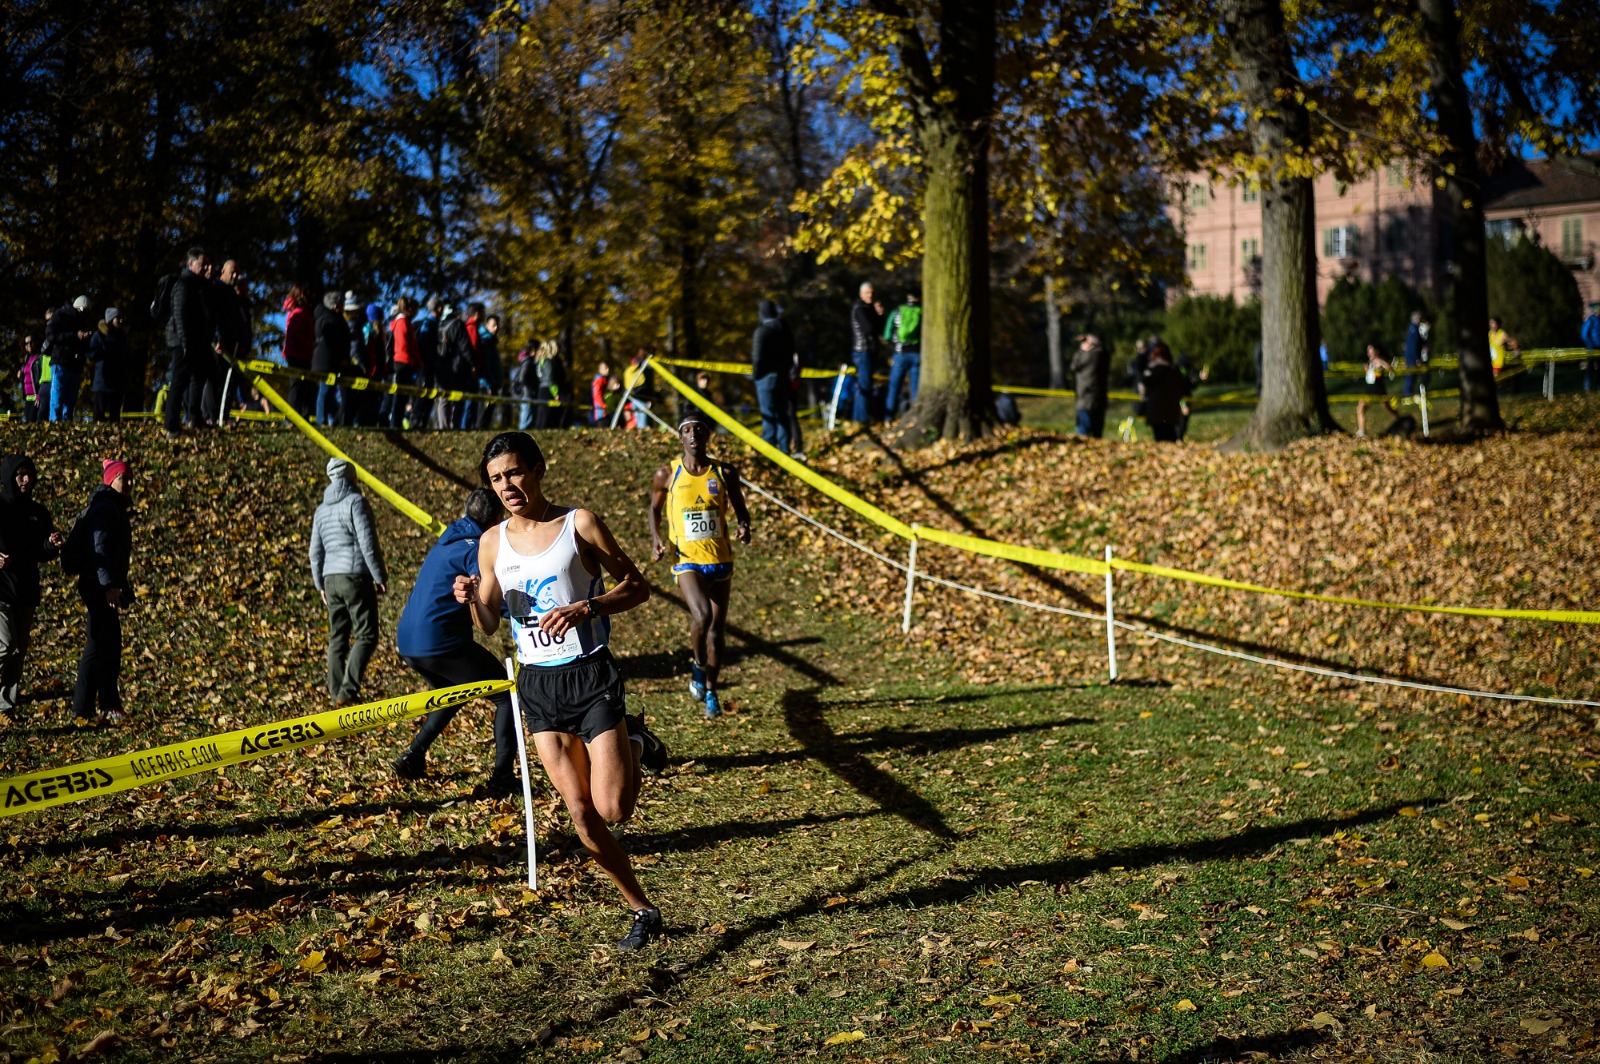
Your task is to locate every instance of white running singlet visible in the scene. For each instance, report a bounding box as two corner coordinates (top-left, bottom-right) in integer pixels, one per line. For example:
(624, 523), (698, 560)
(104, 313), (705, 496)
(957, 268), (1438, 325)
(493, 511), (608, 667)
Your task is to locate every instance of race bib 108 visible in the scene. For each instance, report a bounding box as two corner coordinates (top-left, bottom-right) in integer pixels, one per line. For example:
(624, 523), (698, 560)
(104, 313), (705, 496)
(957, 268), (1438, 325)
(515, 619), (580, 664)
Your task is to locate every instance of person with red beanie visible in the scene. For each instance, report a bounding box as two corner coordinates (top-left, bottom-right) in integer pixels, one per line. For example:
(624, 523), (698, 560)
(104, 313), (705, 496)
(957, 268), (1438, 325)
(71, 458), (134, 724)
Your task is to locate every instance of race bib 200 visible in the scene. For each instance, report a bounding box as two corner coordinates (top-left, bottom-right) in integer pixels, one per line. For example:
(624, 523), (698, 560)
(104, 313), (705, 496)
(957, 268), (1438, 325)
(683, 509), (723, 543)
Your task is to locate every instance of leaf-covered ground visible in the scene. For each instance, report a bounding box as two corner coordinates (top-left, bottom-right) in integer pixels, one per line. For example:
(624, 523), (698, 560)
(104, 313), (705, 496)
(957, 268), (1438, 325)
(0, 393), (1595, 1063)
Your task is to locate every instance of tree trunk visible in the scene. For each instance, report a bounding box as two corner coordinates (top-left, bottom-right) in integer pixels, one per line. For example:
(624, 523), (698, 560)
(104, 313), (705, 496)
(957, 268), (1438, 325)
(1045, 275), (1065, 390)
(906, 0), (995, 441)
(1417, 0), (1502, 432)
(1219, 0), (1339, 450)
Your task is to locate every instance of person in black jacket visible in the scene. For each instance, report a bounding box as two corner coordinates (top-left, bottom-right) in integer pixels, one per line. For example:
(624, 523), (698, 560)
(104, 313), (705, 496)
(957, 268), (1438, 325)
(752, 299), (794, 454)
(45, 297), (92, 422)
(72, 460), (135, 724)
(847, 282), (882, 425)
(312, 292), (352, 427)
(1071, 332), (1110, 438)
(164, 247), (215, 439)
(439, 303), (476, 430)
(0, 455), (65, 713)
(205, 260), (250, 421)
(87, 309), (129, 421)
(1141, 346), (1192, 443)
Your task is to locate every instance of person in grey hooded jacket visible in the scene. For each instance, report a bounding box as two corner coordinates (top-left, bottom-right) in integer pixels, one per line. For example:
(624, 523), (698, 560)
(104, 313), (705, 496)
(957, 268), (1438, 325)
(309, 458), (388, 705)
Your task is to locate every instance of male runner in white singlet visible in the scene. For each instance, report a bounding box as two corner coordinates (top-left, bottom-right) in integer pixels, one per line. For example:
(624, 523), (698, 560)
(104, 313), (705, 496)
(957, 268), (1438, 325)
(453, 431), (667, 950)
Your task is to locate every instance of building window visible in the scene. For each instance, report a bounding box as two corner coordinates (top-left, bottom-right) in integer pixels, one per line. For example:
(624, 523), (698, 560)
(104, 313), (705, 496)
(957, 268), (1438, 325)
(1241, 237), (1260, 263)
(1385, 163), (1405, 187)
(1486, 218), (1526, 246)
(1322, 225), (1357, 259)
(1382, 218), (1408, 254)
(1562, 217), (1584, 259)
(1187, 243), (1209, 271)
(1241, 182), (1259, 204)
(1188, 183), (1210, 209)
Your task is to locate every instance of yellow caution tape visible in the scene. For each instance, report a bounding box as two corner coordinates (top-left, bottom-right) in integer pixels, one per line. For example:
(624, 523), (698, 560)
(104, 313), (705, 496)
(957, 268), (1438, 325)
(0, 681), (511, 818)
(992, 383), (1146, 402)
(241, 360), (557, 407)
(655, 356), (853, 380)
(654, 367), (1599, 623)
(652, 363), (914, 538)
(1109, 558), (1600, 623)
(244, 366), (448, 537)
(1324, 347), (1592, 378)
(915, 526), (1107, 575)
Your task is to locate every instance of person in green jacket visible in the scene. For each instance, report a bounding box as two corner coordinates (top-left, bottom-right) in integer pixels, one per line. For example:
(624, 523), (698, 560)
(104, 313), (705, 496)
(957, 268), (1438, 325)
(882, 291), (921, 420)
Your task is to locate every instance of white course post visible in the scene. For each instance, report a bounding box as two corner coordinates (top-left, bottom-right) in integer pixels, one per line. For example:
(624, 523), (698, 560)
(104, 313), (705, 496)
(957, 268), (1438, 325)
(1545, 358), (1556, 400)
(902, 528), (919, 634)
(827, 365), (848, 432)
(1104, 545), (1119, 681)
(1419, 384), (1430, 438)
(218, 367), (234, 425)
(610, 356), (651, 429)
(505, 657), (538, 890)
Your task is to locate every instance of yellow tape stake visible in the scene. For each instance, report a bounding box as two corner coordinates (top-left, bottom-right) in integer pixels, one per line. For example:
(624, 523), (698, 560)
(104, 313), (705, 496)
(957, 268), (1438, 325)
(652, 363), (914, 539)
(0, 681), (512, 818)
(244, 366), (447, 537)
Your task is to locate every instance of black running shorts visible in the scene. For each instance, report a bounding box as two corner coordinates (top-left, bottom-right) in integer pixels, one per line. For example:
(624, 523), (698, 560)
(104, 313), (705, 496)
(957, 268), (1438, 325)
(516, 647), (627, 743)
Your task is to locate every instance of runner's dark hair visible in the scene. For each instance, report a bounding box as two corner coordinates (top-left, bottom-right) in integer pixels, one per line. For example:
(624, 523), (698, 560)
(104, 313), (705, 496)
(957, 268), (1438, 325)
(479, 431), (545, 485)
(464, 487), (505, 530)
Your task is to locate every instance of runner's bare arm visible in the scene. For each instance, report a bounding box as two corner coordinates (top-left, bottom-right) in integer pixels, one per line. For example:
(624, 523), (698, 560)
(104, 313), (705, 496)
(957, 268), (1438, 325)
(648, 465), (672, 561)
(725, 465), (752, 545)
(541, 509), (650, 638)
(454, 531), (503, 635)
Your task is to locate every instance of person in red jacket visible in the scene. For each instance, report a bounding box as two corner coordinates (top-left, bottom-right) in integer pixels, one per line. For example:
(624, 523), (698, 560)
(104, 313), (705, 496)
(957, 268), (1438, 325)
(281, 286), (315, 417)
(386, 297), (417, 429)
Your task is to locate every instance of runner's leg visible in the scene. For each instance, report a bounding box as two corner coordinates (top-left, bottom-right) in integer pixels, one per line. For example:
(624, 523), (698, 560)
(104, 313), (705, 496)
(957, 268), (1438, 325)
(534, 727), (650, 911)
(678, 570), (712, 678)
(704, 575), (732, 692)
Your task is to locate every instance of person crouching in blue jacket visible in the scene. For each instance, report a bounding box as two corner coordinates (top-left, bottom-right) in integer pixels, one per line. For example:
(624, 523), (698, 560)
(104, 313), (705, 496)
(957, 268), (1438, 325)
(389, 488), (519, 799)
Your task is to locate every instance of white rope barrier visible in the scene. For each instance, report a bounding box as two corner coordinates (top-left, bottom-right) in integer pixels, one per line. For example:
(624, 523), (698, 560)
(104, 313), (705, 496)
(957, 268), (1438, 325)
(740, 475), (1600, 710)
(641, 402), (1600, 709)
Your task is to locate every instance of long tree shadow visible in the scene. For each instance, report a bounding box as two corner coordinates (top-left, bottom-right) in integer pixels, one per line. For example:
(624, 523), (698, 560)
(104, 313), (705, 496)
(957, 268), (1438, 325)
(18, 794), (469, 859)
(783, 687), (956, 840)
(694, 714), (1095, 772)
(1145, 1027), (1330, 1064)
(616, 637), (823, 683)
(854, 798), (1439, 914)
(647, 580), (839, 687)
(639, 808), (890, 856)
(381, 431), (477, 491)
(547, 799), (1430, 1049)
(2, 803), (882, 946)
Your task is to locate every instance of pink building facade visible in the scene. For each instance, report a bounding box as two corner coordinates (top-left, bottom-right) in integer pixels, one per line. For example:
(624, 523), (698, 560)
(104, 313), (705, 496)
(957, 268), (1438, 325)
(1171, 157), (1600, 308)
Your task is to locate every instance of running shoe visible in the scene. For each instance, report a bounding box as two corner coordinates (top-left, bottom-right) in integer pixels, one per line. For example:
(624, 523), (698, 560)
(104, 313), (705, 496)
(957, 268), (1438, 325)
(618, 907), (662, 951)
(688, 661), (706, 702)
(704, 690), (721, 720)
(391, 751), (426, 780)
(627, 714), (670, 773)
(103, 709), (127, 725)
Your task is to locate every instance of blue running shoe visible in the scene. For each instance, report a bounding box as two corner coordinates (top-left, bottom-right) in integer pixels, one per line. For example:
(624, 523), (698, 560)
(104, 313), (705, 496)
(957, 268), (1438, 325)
(689, 660), (706, 701)
(704, 690), (721, 719)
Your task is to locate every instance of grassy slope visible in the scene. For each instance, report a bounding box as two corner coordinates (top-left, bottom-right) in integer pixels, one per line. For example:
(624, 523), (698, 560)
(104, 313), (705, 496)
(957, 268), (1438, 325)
(0, 402), (1595, 1063)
